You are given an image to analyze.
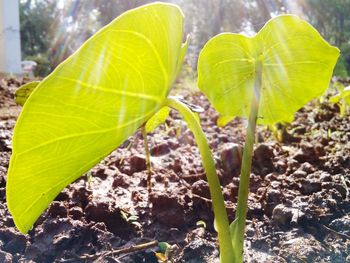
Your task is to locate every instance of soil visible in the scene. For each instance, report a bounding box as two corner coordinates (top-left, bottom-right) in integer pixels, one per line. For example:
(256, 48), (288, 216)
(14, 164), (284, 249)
(0, 76), (350, 263)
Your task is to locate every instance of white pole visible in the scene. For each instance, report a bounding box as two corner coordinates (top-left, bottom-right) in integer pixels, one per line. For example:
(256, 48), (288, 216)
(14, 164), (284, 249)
(0, 0), (21, 74)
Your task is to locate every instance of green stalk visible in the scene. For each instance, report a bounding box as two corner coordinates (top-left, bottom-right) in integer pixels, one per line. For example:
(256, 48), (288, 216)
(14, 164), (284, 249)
(141, 125), (152, 193)
(165, 97), (235, 263)
(232, 60), (262, 262)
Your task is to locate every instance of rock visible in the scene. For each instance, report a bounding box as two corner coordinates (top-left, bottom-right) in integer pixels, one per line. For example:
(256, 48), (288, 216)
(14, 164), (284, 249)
(181, 239), (218, 262)
(253, 144), (274, 174)
(272, 204), (293, 226)
(0, 228), (28, 254)
(254, 144), (274, 161)
(69, 206), (83, 220)
(0, 251), (12, 263)
(291, 170), (307, 179)
(300, 179), (321, 195)
(0, 175), (5, 188)
(265, 189), (283, 216)
(85, 201), (131, 237)
(192, 180), (210, 199)
(172, 158), (182, 173)
(329, 216), (350, 235)
(293, 143), (318, 163)
(149, 192), (185, 227)
(150, 143), (170, 156)
(71, 187), (92, 209)
(299, 162), (315, 173)
(94, 167), (116, 180)
(112, 173), (131, 188)
(47, 201), (68, 218)
(220, 143), (243, 173)
(319, 172), (332, 182)
(129, 154), (147, 173)
(223, 183), (238, 201)
(322, 182), (347, 199)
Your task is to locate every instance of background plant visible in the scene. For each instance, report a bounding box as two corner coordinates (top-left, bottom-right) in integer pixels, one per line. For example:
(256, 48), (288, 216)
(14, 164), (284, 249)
(330, 83), (350, 117)
(20, 0), (350, 77)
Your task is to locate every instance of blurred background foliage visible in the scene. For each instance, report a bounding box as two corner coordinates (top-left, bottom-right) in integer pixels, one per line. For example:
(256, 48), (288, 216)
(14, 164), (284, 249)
(19, 0), (350, 77)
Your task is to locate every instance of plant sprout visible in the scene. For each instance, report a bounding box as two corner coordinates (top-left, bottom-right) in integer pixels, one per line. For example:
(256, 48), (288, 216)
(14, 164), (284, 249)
(198, 15), (339, 262)
(330, 83), (350, 117)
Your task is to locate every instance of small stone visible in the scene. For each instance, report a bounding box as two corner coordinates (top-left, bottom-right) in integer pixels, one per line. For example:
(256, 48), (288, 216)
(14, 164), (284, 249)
(0, 251), (12, 263)
(329, 216), (350, 235)
(94, 168), (115, 180)
(47, 201), (68, 218)
(223, 183), (238, 201)
(112, 173), (131, 188)
(149, 192), (185, 227)
(172, 158), (182, 173)
(0, 229), (28, 254)
(192, 180), (210, 199)
(292, 170), (307, 179)
(150, 143), (170, 156)
(69, 206), (83, 220)
(300, 179), (321, 195)
(319, 172), (332, 182)
(293, 143), (318, 163)
(220, 143), (243, 172)
(254, 144), (274, 161)
(129, 154), (147, 173)
(265, 189), (283, 216)
(272, 204), (293, 226)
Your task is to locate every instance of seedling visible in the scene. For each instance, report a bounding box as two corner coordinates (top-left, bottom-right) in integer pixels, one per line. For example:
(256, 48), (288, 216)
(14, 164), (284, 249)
(198, 15), (339, 262)
(330, 83), (350, 117)
(7, 3), (233, 262)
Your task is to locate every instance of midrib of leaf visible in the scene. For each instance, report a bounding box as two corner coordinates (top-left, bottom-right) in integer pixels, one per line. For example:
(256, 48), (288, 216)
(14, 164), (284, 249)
(15, 109), (155, 156)
(56, 76), (161, 103)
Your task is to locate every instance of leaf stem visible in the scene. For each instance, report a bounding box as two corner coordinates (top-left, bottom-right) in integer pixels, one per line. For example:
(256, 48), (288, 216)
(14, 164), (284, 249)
(165, 97), (235, 263)
(141, 125), (152, 193)
(232, 60), (262, 262)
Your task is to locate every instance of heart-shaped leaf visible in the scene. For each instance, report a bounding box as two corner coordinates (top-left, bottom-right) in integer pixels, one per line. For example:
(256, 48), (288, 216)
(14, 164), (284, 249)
(198, 15), (339, 125)
(7, 2), (186, 233)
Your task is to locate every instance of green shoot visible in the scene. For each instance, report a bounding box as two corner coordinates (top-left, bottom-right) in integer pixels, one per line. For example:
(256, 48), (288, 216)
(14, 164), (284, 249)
(330, 84), (350, 117)
(141, 125), (152, 193)
(165, 97), (235, 262)
(198, 15), (339, 262)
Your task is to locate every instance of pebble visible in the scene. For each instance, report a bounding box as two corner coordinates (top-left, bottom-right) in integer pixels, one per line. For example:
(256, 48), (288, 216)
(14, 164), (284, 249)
(150, 143), (170, 156)
(129, 154), (147, 173)
(254, 143), (274, 162)
(329, 216), (350, 235)
(0, 251), (12, 263)
(300, 179), (321, 195)
(192, 180), (210, 199)
(272, 204), (293, 226)
(220, 142), (243, 172)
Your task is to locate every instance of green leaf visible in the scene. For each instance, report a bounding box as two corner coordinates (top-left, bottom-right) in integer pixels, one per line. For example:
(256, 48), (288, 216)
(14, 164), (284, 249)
(158, 242), (170, 253)
(15, 81), (40, 106)
(342, 86), (350, 105)
(7, 2), (186, 233)
(145, 106), (170, 133)
(217, 115), (234, 127)
(198, 15), (339, 125)
(330, 94), (341, 104)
